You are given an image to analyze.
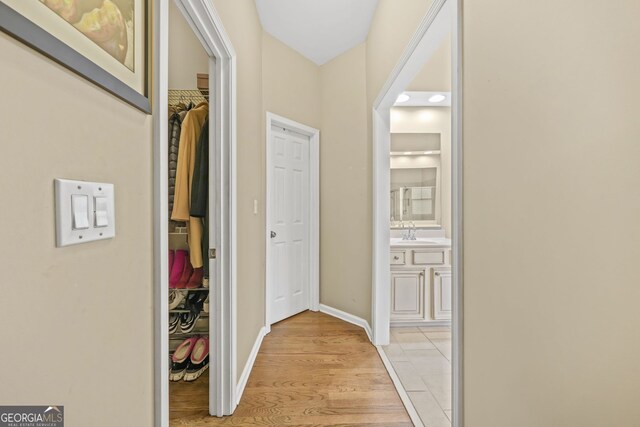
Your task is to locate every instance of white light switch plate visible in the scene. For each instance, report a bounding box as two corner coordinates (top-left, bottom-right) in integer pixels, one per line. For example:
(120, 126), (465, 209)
(54, 179), (115, 247)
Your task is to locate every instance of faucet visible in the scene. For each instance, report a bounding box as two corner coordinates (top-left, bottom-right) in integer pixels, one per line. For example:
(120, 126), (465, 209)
(408, 221), (417, 240)
(400, 221), (409, 240)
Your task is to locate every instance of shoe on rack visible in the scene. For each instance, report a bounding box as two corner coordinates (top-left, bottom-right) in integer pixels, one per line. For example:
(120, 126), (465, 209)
(169, 313), (180, 334)
(170, 250), (187, 288)
(185, 267), (204, 289)
(184, 336), (209, 382)
(175, 254), (193, 289)
(202, 277), (209, 288)
(203, 295), (209, 313)
(180, 293), (207, 334)
(169, 337), (198, 381)
(168, 290), (187, 310)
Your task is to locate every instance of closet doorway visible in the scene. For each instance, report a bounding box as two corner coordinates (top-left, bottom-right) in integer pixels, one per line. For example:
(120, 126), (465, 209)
(153, 0), (236, 425)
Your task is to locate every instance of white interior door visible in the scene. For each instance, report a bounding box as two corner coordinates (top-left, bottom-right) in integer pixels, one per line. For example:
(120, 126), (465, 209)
(269, 125), (310, 324)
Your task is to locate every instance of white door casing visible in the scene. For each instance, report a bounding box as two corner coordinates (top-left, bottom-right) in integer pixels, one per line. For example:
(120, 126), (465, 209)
(266, 113), (320, 331)
(153, 0), (237, 424)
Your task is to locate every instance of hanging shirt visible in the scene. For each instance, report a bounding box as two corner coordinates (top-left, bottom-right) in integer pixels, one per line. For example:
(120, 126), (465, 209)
(190, 119), (208, 218)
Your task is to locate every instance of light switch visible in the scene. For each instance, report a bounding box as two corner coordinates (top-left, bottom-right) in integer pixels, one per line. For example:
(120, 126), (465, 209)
(71, 195), (89, 230)
(94, 197), (109, 227)
(55, 179), (116, 247)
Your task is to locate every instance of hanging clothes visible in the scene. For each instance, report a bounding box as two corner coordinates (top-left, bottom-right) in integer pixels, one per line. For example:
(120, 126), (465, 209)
(168, 111), (182, 218)
(171, 101), (209, 269)
(191, 119), (209, 280)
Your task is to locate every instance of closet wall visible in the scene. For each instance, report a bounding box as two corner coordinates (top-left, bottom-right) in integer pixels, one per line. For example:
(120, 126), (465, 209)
(169, 1), (209, 89)
(0, 32), (153, 427)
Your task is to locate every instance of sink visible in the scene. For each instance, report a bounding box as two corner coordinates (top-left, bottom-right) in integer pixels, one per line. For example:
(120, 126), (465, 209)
(390, 237), (451, 247)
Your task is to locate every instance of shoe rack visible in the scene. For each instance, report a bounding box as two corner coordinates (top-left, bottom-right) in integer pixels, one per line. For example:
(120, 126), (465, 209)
(168, 228), (210, 355)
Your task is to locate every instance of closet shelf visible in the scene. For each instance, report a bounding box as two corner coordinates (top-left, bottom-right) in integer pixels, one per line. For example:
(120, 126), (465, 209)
(170, 310), (210, 316)
(168, 89), (209, 105)
(171, 287), (209, 292)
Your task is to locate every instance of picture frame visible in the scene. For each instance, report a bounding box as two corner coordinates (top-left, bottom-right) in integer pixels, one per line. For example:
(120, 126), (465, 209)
(0, 0), (150, 113)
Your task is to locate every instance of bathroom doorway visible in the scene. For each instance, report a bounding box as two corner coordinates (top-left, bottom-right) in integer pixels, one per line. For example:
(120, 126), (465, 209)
(371, 0), (462, 426)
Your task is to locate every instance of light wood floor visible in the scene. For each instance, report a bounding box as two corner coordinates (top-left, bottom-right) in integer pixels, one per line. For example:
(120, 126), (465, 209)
(170, 311), (412, 426)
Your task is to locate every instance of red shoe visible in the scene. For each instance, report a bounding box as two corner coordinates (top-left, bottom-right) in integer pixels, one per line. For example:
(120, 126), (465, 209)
(185, 267), (204, 289)
(169, 250), (187, 288)
(175, 254), (193, 289)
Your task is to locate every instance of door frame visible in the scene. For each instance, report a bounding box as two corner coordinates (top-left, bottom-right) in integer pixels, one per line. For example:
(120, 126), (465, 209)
(265, 112), (320, 333)
(153, 0), (237, 424)
(371, 0), (464, 426)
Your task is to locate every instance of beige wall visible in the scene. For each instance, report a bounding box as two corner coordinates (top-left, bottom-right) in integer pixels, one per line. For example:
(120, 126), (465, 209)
(262, 32), (321, 129)
(366, 0), (434, 108)
(391, 106), (451, 237)
(213, 1), (323, 380)
(407, 34), (451, 92)
(0, 32), (153, 426)
(168, 0), (209, 89)
(319, 44), (371, 320)
(212, 0), (265, 380)
(463, 0), (640, 425)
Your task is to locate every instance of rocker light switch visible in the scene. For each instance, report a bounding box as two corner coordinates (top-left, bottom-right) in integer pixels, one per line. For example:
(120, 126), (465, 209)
(94, 197), (109, 227)
(71, 195), (89, 230)
(55, 179), (116, 247)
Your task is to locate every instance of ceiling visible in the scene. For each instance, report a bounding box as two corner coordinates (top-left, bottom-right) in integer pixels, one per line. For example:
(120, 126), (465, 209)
(255, 0), (379, 65)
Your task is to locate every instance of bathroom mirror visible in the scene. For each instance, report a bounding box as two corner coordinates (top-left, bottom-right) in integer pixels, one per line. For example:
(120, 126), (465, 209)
(390, 132), (442, 228)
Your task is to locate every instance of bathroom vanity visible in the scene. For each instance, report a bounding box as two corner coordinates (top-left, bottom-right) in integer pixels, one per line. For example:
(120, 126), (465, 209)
(390, 237), (451, 325)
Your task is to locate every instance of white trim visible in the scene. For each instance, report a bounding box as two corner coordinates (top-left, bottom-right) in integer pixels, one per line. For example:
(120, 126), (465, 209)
(451, 1), (464, 426)
(376, 346), (424, 427)
(371, 0), (463, 426)
(154, 0), (237, 423)
(152, 1), (169, 426)
(265, 112), (320, 333)
(319, 304), (373, 342)
(235, 326), (267, 405)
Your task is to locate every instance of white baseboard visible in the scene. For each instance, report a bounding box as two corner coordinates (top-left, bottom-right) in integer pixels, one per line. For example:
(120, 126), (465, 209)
(376, 345), (424, 427)
(319, 304), (373, 342)
(235, 326), (266, 405)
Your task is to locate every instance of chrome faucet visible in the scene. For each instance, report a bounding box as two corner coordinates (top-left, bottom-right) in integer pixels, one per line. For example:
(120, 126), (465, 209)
(408, 221), (417, 240)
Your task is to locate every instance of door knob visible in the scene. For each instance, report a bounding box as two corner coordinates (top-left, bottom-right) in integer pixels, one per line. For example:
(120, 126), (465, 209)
(270, 231), (276, 238)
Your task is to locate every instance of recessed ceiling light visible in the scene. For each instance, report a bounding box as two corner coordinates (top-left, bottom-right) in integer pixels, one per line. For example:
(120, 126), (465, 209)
(428, 94), (446, 103)
(396, 93), (410, 103)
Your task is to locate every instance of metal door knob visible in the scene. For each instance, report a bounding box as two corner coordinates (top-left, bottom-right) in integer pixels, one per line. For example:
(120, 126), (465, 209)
(270, 231), (276, 238)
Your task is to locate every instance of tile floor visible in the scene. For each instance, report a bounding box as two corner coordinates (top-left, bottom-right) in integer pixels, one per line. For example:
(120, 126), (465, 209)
(382, 326), (452, 427)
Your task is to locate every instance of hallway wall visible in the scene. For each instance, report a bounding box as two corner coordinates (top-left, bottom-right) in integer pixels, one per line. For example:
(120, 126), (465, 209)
(212, 0), (265, 382)
(0, 32), (153, 426)
(319, 44), (370, 320)
(462, 0), (640, 425)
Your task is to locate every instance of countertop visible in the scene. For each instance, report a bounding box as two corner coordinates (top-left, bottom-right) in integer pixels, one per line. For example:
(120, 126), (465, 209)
(390, 237), (452, 248)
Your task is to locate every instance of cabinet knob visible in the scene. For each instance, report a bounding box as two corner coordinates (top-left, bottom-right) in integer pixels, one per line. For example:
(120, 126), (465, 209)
(393, 256), (400, 260)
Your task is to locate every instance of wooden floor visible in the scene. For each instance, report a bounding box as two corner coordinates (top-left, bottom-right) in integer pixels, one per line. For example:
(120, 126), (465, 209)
(170, 311), (411, 426)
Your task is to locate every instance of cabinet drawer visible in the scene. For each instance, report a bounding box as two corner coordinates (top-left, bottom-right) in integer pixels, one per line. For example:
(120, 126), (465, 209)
(391, 251), (406, 265)
(413, 250), (445, 265)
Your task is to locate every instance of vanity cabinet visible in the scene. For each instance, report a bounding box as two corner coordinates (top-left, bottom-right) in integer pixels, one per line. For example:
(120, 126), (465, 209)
(432, 267), (452, 320)
(390, 268), (425, 320)
(390, 247), (451, 325)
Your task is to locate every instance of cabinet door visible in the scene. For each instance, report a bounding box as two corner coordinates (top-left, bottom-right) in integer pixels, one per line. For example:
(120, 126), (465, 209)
(390, 270), (425, 320)
(432, 268), (452, 320)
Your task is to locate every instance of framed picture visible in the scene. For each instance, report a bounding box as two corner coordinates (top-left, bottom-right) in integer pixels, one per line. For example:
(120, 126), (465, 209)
(0, 0), (150, 113)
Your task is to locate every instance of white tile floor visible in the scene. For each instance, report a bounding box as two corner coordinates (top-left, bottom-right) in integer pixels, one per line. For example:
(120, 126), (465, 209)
(383, 326), (452, 426)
